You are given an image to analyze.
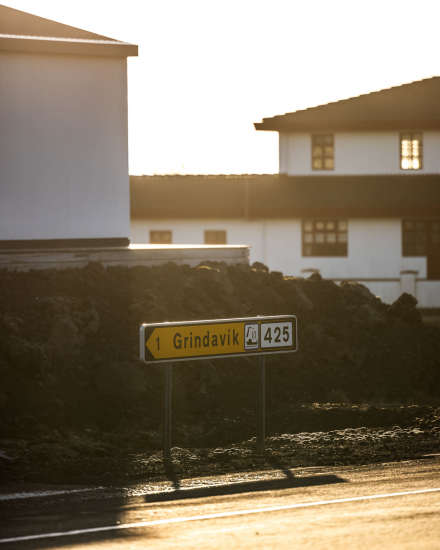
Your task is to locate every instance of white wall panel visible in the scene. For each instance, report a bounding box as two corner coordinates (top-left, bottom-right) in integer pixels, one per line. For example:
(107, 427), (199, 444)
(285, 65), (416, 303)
(354, 281), (440, 307)
(132, 218), (427, 281)
(131, 220), (265, 265)
(0, 52), (129, 240)
(358, 281), (401, 304)
(280, 131), (440, 176)
(417, 281), (440, 308)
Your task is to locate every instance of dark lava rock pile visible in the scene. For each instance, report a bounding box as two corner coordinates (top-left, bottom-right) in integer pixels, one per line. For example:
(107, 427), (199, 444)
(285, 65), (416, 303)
(1, 261), (440, 482)
(1, 261), (439, 439)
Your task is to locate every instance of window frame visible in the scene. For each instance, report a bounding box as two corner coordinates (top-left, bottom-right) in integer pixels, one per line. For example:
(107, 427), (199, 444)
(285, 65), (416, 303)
(204, 229), (227, 245)
(402, 219), (440, 257)
(149, 230), (172, 244)
(302, 219), (348, 257)
(311, 134), (334, 171)
(400, 132), (423, 171)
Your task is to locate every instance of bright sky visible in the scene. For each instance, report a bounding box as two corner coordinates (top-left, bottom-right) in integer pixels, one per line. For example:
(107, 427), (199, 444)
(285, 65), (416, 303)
(4, 0), (440, 175)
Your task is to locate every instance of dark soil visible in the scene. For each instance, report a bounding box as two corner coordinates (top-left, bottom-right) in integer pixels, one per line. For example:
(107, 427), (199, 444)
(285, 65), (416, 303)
(1, 405), (439, 484)
(1, 261), (439, 483)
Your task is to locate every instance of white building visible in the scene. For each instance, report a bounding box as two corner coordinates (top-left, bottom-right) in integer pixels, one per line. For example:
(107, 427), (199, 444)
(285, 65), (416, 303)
(0, 7), (248, 270)
(0, 5), (137, 248)
(130, 78), (440, 308)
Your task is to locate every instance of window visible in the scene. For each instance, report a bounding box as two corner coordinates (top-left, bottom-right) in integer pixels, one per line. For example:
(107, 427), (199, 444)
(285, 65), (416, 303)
(402, 220), (427, 256)
(400, 133), (422, 170)
(312, 134), (334, 170)
(150, 230), (172, 244)
(402, 220), (440, 256)
(204, 230), (227, 244)
(302, 219), (347, 256)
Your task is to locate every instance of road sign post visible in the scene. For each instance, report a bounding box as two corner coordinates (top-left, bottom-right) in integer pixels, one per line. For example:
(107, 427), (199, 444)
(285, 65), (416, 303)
(163, 364), (172, 460)
(139, 315), (297, 458)
(256, 356), (266, 454)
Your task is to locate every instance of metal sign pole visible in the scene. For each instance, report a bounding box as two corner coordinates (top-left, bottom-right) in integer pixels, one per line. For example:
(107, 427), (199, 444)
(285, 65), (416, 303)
(256, 355), (266, 454)
(163, 364), (173, 459)
(140, 315), (297, 460)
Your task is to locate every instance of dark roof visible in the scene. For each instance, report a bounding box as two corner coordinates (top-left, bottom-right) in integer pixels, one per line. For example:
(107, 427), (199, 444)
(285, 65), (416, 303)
(131, 175), (270, 219)
(0, 5), (137, 57)
(130, 174), (440, 219)
(255, 77), (440, 132)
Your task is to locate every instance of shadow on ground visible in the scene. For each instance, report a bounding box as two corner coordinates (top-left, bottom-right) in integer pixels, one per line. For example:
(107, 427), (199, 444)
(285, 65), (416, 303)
(147, 456), (346, 503)
(0, 459), (346, 549)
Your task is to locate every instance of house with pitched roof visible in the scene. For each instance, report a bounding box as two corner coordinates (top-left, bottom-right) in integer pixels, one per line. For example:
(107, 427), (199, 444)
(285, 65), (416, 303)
(0, 5), (137, 249)
(0, 7), (249, 269)
(131, 77), (440, 307)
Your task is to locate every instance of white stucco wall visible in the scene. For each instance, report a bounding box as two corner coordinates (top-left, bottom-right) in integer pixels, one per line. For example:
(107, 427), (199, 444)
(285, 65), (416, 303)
(416, 281), (440, 309)
(0, 51), (130, 241)
(279, 131), (440, 175)
(347, 280), (439, 308)
(131, 219), (265, 262)
(131, 218), (426, 278)
(131, 218), (439, 306)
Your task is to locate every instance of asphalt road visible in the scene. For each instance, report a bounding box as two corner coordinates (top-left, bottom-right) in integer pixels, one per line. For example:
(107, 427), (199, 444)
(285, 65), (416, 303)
(1, 457), (440, 549)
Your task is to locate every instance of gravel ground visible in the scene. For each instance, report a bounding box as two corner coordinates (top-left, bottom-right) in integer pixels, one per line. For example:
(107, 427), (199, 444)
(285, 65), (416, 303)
(2, 407), (439, 485)
(134, 425), (440, 480)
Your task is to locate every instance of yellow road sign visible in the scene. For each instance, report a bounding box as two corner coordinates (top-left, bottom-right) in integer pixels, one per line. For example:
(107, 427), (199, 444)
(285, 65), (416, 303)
(140, 315), (297, 363)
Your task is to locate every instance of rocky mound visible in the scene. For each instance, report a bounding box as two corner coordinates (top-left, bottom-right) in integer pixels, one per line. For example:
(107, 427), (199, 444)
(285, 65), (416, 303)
(1, 261), (439, 441)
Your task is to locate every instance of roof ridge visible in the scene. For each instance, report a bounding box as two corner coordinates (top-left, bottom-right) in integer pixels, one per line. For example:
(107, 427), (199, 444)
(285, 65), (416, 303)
(265, 76), (440, 122)
(0, 4), (116, 42)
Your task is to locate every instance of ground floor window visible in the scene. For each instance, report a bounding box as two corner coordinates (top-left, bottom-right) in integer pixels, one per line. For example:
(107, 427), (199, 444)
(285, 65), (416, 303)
(302, 219), (347, 256)
(402, 220), (429, 256)
(402, 219), (440, 279)
(150, 230), (172, 244)
(402, 220), (440, 256)
(204, 230), (227, 244)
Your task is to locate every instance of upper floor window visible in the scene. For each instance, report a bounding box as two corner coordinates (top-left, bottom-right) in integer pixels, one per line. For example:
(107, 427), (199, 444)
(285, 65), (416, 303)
(204, 230), (227, 244)
(400, 133), (423, 170)
(150, 230), (172, 244)
(302, 219), (347, 256)
(312, 134), (334, 170)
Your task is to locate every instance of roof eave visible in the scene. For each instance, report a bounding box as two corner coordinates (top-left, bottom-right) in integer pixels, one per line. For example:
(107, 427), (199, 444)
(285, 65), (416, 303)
(130, 174), (440, 220)
(0, 35), (138, 57)
(255, 120), (440, 132)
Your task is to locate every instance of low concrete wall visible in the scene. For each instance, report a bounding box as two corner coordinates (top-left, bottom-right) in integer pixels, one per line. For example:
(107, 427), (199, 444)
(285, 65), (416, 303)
(336, 279), (440, 308)
(0, 244), (249, 271)
(364, 274), (440, 309)
(416, 281), (440, 309)
(308, 267), (440, 308)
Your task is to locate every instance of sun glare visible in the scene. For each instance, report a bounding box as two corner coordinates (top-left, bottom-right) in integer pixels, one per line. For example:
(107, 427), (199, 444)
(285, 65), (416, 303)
(3, 0), (439, 174)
